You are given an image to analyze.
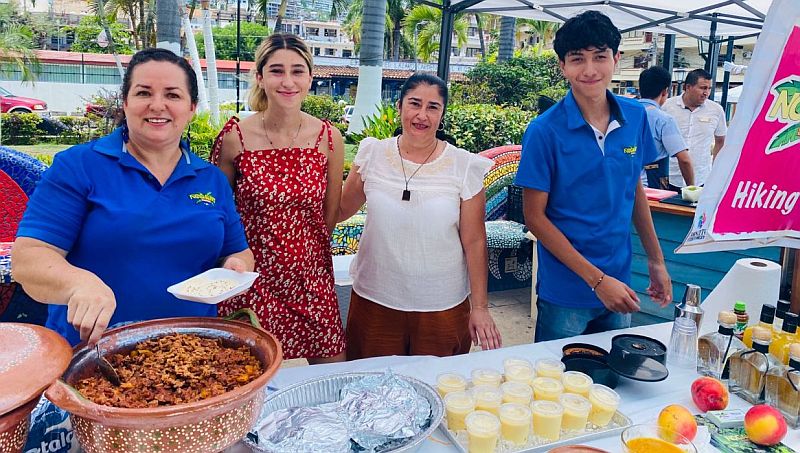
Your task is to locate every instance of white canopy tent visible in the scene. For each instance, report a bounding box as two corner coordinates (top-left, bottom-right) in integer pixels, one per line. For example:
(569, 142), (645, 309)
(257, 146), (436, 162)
(431, 0), (773, 81)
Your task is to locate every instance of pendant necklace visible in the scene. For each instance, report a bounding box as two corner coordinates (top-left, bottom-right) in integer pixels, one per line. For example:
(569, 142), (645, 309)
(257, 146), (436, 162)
(398, 135), (439, 201)
(262, 113), (303, 149)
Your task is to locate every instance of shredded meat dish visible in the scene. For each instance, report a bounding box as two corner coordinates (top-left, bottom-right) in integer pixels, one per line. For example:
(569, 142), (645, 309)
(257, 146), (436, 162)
(76, 333), (263, 408)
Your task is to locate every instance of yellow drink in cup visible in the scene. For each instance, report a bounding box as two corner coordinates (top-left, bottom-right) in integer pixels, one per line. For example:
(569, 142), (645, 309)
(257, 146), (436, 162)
(472, 368), (503, 388)
(588, 383), (620, 427)
(562, 371), (593, 397)
(444, 391), (475, 431)
(465, 410), (501, 453)
(559, 393), (591, 432)
(501, 381), (533, 405)
(531, 400), (563, 441)
(503, 357), (533, 374)
(504, 364), (535, 386)
(532, 376), (564, 402)
(535, 358), (566, 379)
(471, 385), (504, 415)
(437, 372), (467, 397)
(499, 403), (532, 445)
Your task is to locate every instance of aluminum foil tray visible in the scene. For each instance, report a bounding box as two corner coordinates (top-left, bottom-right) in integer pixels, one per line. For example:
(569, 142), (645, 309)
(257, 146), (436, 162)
(443, 410), (632, 453)
(247, 372), (444, 453)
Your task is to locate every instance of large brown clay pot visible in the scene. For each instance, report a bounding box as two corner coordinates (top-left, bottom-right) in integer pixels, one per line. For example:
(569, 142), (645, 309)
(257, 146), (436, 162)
(45, 311), (282, 453)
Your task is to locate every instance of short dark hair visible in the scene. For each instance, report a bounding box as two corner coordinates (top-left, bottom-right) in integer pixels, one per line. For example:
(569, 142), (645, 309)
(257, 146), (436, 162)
(122, 48), (199, 104)
(553, 11), (621, 61)
(684, 69), (713, 87)
(399, 72), (448, 108)
(638, 66), (672, 99)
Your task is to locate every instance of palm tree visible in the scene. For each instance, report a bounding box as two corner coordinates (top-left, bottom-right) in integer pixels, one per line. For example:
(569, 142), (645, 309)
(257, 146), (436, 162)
(518, 19), (559, 52)
(474, 13), (485, 58)
(88, 0), (125, 79)
(347, 0), (386, 134)
(156, 0), (180, 54)
(343, 0), (399, 59)
(102, 0), (155, 50)
(402, 3), (467, 63)
(274, 0), (288, 33)
(0, 26), (38, 144)
(180, 1), (209, 111)
(497, 15), (514, 62)
(200, 0), (220, 122)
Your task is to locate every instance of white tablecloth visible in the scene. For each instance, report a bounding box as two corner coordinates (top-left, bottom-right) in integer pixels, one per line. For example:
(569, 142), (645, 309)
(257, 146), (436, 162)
(270, 322), (800, 452)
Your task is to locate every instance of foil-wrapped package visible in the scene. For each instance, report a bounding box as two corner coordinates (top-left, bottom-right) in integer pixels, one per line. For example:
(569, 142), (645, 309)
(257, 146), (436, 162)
(254, 403), (352, 453)
(339, 371), (432, 451)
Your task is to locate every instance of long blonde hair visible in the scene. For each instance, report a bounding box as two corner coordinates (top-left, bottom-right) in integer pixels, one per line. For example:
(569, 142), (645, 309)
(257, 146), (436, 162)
(249, 33), (314, 112)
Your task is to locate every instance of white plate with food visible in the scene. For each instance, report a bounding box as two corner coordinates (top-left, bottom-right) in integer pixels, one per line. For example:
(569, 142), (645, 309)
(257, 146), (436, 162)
(168, 268), (259, 304)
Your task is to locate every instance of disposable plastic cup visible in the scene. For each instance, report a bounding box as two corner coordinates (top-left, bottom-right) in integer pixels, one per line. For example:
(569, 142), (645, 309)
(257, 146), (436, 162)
(444, 391), (475, 431)
(532, 376), (564, 402)
(588, 383), (620, 427)
(465, 410), (501, 453)
(559, 393), (591, 432)
(499, 403), (532, 445)
(562, 371), (593, 397)
(503, 357), (533, 375)
(501, 381), (533, 405)
(505, 364), (535, 386)
(471, 368), (503, 388)
(437, 372), (467, 397)
(531, 400), (563, 441)
(535, 358), (566, 379)
(471, 385), (504, 415)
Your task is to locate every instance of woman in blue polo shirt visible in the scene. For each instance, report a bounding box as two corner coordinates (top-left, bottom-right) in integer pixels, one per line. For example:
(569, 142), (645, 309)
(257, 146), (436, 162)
(12, 48), (254, 346)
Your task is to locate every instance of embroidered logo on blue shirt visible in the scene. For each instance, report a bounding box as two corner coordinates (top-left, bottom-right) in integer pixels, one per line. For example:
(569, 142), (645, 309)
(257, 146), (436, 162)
(623, 145), (637, 157)
(189, 192), (216, 205)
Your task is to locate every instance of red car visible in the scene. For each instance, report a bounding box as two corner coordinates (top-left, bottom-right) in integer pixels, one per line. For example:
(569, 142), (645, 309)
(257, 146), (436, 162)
(0, 86), (47, 114)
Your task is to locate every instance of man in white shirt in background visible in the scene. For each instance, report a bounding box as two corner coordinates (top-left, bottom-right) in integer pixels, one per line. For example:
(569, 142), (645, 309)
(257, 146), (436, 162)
(663, 68), (727, 190)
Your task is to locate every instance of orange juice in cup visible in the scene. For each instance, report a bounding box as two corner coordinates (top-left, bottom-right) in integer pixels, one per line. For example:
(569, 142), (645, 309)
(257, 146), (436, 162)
(562, 371), (593, 397)
(465, 410), (501, 453)
(532, 376), (564, 402)
(588, 383), (620, 427)
(621, 425), (697, 453)
(535, 358), (566, 379)
(531, 400), (563, 441)
(501, 381), (533, 405)
(559, 393), (591, 432)
(498, 403), (532, 445)
(437, 372), (467, 397)
(472, 368), (503, 388)
(444, 391), (475, 431)
(471, 385), (504, 415)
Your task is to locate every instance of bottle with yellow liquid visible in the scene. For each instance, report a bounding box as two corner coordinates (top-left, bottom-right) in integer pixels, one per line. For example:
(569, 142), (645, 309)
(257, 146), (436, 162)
(774, 300), (791, 333)
(766, 343), (800, 428)
(769, 313), (798, 364)
(729, 326), (782, 404)
(743, 303), (776, 348)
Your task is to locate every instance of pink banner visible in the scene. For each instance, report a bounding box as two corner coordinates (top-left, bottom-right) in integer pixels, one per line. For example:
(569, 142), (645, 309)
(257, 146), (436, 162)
(713, 26), (800, 235)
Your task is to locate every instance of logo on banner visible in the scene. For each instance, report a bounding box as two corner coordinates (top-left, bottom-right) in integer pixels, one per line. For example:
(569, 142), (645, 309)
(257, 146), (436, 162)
(765, 77), (800, 154)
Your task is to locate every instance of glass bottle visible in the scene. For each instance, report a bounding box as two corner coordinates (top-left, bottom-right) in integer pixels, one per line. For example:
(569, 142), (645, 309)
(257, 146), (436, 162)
(733, 301), (749, 340)
(766, 343), (800, 428)
(774, 299), (791, 333)
(697, 311), (746, 381)
(770, 313), (798, 364)
(743, 303), (776, 348)
(729, 326), (783, 404)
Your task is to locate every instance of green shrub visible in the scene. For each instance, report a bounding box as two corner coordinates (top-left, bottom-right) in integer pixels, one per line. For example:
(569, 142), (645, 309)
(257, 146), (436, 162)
(444, 104), (535, 153)
(346, 104), (400, 144)
(34, 153), (54, 166)
(302, 95), (344, 121)
(56, 116), (96, 144)
(186, 110), (234, 161)
(1, 113), (43, 145)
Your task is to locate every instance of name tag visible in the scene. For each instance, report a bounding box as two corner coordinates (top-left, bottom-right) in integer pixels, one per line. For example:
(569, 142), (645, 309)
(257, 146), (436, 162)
(698, 117), (711, 123)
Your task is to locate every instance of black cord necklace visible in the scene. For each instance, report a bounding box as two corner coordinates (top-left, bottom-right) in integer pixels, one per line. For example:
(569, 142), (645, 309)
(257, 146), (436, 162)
(398, 135), (439, 201)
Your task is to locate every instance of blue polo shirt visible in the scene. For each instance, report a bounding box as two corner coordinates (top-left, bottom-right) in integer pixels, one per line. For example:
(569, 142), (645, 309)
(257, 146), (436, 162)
(515, 90), (658, 308)
(17, 128), (249, 345)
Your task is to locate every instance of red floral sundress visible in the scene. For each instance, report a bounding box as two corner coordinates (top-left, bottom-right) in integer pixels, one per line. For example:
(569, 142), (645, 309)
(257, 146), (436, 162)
(211, 118), (345, 359)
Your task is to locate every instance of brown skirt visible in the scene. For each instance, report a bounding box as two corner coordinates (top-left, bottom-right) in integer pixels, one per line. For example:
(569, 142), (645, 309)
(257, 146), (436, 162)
(345, 290), (472, 360)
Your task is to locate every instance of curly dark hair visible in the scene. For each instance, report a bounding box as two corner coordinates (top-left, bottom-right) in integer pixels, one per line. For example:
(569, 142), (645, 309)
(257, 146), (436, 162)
(553, 11), (621, 61)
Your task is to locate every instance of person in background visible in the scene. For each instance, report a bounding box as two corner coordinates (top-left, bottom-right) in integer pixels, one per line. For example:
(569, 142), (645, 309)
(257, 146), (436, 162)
(212, 34), (346, 364)
(12, 48), (253, 346)
(516, 11), (672, 342)
(638, 66), (694, 189)
(662, 68), (727, 189)
(339, 72), (502, 359)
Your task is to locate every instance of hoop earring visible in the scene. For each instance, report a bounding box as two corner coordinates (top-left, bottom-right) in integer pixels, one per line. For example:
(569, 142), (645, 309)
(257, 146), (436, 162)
(121, 119), (129, 143)
(438, 122), (445, 132)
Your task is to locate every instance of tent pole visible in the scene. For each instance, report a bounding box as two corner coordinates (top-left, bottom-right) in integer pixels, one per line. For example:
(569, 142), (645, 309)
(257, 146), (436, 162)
(437, 0), (454, 82)
(662, 33), (675, 74)
(720, 36), (735, 116)
(706, 15), (719, 100)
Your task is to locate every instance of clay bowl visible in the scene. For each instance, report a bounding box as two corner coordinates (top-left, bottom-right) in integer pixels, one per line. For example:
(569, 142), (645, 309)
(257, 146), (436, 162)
(45, 310), (282, 453)
(0, 397), (39, 453)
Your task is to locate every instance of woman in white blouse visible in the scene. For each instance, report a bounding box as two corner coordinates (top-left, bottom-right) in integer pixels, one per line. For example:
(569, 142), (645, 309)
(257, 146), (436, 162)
(339, 73), (502, 359)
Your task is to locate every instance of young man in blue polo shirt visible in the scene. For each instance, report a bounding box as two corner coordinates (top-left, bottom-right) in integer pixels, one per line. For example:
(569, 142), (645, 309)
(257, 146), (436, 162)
(638, 66), (694, 189)
(516, 11), (673, 342)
